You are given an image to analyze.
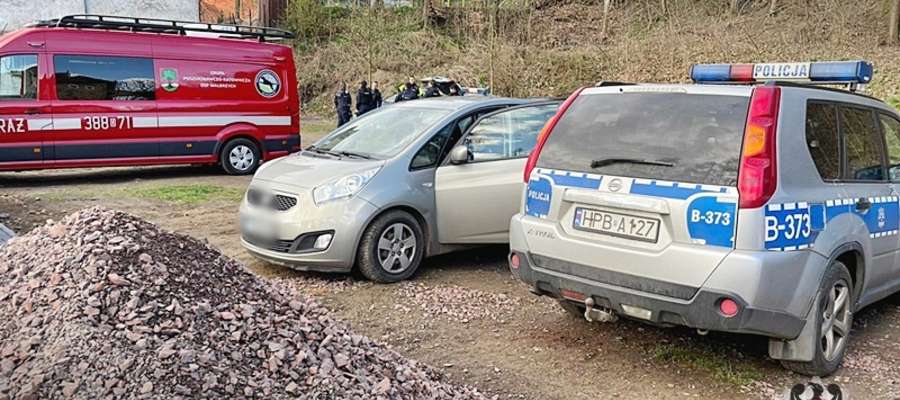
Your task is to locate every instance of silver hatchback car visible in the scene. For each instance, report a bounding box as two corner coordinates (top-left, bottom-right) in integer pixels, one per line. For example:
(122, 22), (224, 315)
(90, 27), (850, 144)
(240, 97), (560, 282)
(509, 61), (900, 375)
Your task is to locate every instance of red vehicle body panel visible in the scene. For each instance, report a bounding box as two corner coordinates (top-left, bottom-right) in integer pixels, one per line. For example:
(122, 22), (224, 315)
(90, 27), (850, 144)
(0, 26), (300, 172)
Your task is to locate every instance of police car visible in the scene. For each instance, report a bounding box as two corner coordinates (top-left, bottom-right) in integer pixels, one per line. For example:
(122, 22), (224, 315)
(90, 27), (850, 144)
(0, 15), (300, 175)
(508, 60), (898, 375)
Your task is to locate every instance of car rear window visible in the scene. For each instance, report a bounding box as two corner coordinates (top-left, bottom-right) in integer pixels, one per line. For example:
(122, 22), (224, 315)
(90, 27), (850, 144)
(537, 92), (750, 187)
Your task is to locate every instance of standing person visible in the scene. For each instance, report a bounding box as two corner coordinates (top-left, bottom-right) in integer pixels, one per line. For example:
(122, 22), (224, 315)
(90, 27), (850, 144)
(372, 81), (383, 108)
(334, 82), (352, 127)
(394, 76), (419, 102)
(423, 80), (441, 98)
(356, 80), (375, 116)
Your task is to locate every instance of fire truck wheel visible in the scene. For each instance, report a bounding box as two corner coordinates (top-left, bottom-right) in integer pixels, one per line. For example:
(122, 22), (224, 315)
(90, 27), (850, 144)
(220, 138), (261, 175)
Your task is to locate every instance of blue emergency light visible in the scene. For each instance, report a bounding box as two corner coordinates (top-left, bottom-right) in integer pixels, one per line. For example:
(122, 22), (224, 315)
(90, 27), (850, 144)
(690, 61), (873, 85)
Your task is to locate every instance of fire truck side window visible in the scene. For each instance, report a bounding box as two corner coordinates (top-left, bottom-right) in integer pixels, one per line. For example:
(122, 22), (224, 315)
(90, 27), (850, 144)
(54, 55), (155, 101)
(0, 54), (38, 100)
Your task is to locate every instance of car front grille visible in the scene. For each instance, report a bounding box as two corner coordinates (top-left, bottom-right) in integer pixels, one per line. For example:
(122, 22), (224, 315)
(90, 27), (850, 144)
(246, 188), (297, 212)
(243, 234), (295, 253)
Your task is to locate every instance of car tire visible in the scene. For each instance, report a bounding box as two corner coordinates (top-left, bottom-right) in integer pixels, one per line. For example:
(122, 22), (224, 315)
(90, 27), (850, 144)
(781, 260), (854, 376)
(558, 300), (586, 319)
(357, 210), (425, 283)
(220, 138), (261, 175)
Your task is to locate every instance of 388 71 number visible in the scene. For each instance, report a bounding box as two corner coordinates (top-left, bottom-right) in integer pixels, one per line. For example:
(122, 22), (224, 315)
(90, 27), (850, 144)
(82, 116), (134, 130)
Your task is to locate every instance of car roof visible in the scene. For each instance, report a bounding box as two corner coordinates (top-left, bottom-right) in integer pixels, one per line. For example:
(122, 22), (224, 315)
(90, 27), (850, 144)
(391, 96), (524, 110)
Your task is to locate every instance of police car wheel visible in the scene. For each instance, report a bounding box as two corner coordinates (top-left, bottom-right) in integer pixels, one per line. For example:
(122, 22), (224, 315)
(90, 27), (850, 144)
(781, 260), (853, 377)
(357, 210), (424, 283)
(220, 138), (261, 175)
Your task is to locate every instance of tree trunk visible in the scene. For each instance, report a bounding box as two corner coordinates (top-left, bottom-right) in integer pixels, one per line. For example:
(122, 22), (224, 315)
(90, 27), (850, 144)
(730, 0), (739, 14)
(768, 0), (778, 15)
(600, 0), (611, 39)
(891, 0), (900, 44)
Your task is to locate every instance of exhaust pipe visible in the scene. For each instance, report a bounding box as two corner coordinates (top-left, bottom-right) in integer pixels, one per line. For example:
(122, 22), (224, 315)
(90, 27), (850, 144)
(584, 297), (618, 323)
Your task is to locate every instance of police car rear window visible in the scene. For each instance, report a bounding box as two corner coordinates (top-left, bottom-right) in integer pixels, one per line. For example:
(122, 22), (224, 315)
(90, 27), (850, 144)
(537, 92), (750, 187)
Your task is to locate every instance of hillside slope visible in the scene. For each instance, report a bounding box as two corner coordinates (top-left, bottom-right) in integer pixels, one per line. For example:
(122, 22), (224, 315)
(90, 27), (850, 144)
(290, 0), (900, 115)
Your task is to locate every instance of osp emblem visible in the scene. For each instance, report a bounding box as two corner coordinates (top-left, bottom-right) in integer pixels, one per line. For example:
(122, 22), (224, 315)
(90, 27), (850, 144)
(255, 69), (281, 98)
(608, 178), (623, 192)
(878, 207), (886, 229)
(160, 68), (179, 92)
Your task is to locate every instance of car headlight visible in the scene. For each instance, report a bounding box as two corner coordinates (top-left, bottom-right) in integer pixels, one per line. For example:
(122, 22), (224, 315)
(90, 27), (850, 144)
(313, 167), (381, 205)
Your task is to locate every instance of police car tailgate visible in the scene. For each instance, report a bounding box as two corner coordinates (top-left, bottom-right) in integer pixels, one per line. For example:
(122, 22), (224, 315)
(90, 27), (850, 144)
(520, 86), (751, 297)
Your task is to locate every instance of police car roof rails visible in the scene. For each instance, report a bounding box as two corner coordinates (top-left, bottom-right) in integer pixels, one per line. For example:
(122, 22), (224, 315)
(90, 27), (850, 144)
(690, 61), (872, 93)
(31, 15), (295, 42)
(595, 81), (636, 87)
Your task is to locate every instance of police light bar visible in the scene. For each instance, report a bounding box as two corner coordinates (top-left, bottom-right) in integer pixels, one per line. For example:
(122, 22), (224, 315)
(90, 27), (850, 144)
(690, 61), (873, 85)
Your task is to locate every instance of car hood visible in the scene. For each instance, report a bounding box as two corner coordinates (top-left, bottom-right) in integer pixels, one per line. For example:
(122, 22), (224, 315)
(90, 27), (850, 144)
(251, 153), (385, 190)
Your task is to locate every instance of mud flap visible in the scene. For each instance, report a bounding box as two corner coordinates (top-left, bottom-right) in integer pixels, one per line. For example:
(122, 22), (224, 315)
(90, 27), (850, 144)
(767, 291), (818, 362)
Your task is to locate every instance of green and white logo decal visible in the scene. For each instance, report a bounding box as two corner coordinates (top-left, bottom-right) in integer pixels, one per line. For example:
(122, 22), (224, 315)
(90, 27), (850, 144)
(161, 68), (179, 92)
(255, 69), (281, 98)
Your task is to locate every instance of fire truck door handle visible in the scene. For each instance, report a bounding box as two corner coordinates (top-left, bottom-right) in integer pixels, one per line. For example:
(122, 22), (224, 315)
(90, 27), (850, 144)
(24, 108), (42, 115)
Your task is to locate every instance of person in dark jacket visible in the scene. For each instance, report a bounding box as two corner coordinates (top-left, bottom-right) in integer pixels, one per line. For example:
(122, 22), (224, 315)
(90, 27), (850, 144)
(394, 76), (419, 102)
(423, 80), (442, 98)
(372, 81), (383, 108)
(334, 82), (352, 127)
(356, 80), (375, 116)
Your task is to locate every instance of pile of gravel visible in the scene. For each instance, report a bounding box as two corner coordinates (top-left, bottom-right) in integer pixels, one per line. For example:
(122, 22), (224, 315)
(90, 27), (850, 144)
(0, 207), (488, 399)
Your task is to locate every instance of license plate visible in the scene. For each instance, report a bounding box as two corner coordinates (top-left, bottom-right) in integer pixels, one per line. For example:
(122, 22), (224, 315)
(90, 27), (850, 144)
(752, 62), (810, 80)
(241, 217), (277, 240)
(573, 207), (660, 243)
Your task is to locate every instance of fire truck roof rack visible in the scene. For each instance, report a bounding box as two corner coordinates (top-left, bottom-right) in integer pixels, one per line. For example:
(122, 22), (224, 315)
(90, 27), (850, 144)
(28, 14), (295, 42)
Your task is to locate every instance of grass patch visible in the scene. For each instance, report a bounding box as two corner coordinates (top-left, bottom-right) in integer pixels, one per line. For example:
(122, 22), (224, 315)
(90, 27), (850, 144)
(301, 117), (335, 146)
(652, 343), (763, 387)
(126, 185), (244, 205)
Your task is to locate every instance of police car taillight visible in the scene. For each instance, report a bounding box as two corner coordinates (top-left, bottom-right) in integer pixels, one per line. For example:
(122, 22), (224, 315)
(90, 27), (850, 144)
(738, 86), (780, 209)
(523, 87), (584, 183)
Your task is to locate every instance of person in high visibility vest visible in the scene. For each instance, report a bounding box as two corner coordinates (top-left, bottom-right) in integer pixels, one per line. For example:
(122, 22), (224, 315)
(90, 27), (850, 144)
(394, 76), (419, 102)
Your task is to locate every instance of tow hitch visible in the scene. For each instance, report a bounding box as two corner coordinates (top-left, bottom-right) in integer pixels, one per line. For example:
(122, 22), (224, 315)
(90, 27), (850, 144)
(583, 297), (618, 323)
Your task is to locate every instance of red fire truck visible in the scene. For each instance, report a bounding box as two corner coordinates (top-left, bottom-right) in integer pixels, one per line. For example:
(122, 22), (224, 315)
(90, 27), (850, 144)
(0, 15), (300, 175)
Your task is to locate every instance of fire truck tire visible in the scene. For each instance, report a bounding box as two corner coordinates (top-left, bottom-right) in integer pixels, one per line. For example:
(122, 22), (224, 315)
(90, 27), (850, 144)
(220, 138), (261, 175)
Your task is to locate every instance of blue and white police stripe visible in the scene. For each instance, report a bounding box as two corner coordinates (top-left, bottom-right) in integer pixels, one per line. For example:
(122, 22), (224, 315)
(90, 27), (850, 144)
(766, 196), (900, 251)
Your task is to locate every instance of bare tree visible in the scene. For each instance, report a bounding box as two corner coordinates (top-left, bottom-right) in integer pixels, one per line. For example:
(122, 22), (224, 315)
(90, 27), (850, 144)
(768, 0), (778, 15)
(600, 0), (612, 39)
(891, 0), (900, 44)
(730, 0), (740, 14)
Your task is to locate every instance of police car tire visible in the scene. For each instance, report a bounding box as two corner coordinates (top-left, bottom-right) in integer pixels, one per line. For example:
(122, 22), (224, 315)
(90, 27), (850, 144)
(356, 210), (425, 283)
(220, 138), (261, 175)
(781, 260), (853, 377)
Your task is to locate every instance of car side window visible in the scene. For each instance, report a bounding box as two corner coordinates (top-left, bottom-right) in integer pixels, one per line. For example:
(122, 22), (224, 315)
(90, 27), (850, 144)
(805, 102), (841, 180)
(840, 105), (885, 181)
(464, 104), (559, 162)
(410, 123), (454, 170)
(0, 54), (38, 100)
(879, 113), (900, 181)
(54, 55), (155, 101)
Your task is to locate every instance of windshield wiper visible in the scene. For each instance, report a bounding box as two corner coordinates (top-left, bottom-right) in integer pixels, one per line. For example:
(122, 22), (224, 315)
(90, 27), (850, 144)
(336, 150), (374, 160)
(306, 146), (342, 157)
(590, 158), (676, 169)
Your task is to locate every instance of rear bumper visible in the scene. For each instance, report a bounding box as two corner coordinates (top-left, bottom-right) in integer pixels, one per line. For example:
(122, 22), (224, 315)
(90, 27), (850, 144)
(510, 250), (806, 339)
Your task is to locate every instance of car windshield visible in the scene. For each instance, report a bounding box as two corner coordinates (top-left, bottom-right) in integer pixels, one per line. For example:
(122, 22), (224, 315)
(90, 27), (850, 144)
(311, 106), (452, 159)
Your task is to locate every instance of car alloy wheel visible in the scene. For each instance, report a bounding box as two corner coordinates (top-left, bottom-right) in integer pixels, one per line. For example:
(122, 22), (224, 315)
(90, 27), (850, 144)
(229, 144), (256, 172)
(821, 279), (851, 362)
(376, 223), (416, 274)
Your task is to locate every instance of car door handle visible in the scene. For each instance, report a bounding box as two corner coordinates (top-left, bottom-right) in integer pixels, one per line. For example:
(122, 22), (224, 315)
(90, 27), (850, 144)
(855, 197), (872, 212)
(24, 108), (43, 115)
(422, 182), (433, 188)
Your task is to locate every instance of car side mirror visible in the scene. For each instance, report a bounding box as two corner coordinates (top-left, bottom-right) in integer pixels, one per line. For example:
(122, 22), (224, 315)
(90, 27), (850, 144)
(449, 145), (471, 165)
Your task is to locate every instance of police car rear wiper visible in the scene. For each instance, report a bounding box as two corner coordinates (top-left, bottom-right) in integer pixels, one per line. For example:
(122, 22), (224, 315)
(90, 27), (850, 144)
(590, 158), (675, 169)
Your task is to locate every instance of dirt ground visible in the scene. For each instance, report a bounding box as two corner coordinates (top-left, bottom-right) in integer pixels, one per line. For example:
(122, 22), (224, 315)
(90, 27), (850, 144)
(1, 162), (899, 399)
